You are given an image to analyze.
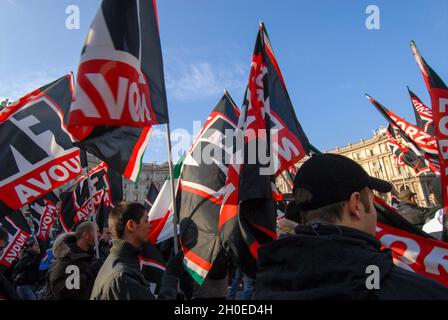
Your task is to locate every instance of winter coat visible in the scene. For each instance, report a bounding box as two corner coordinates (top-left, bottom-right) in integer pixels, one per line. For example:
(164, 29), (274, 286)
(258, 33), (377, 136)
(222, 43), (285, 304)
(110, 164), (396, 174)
(90, 239), (154, 300)
(0, 271), (19, 300)
(397, 202), (433, 228)
(13, 249), (41, 285)
(254, 223), (448, 300)
(46, 233), (99, 300)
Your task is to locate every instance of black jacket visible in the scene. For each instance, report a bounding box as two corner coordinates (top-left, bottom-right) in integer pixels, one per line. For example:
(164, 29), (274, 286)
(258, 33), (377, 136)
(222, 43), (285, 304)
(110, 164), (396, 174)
(46, 233), (99, 300)
(90, 239), (154, 300)
(0, 271), (19, 300)
(13, 250), (41, 285)
(397, 202), (432, 228)
(254, 223), (448, 300)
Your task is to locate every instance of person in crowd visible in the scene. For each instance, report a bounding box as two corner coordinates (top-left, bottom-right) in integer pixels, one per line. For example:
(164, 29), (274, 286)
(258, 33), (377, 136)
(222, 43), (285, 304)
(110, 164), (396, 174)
(254, 154), (448, 299)
(13, 239), (41, 300)
(0, 227), (19, 300)
(90, 202), (154, 300)
(46, 221), (100, 300)
(423, 178), (444, 240)
(397, 189), (434, 229)
(277, 201), (302, 238)
(227, 267), (254, 300)
(98, 227), (112, 260)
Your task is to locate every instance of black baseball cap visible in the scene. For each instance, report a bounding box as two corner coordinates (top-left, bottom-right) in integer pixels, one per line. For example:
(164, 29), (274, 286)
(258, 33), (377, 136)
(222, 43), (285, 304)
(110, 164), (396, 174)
(293, 154), (392, 210)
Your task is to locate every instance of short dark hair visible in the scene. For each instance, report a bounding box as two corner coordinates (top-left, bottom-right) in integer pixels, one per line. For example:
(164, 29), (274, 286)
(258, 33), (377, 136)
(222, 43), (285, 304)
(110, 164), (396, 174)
(108, 202), (147, 239)
(296, 187), (371, 224)
(0, 226), (8, 244)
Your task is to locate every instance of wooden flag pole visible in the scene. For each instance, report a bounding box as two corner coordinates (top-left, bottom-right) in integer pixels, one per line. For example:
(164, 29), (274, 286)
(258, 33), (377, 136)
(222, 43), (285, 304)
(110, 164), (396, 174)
(165, 123), (180, 254)
(86, 165), (100, 259)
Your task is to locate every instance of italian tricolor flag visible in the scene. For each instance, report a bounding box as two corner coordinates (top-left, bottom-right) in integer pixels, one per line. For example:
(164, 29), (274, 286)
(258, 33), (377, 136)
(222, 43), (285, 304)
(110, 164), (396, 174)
(147, 158), (183, 244)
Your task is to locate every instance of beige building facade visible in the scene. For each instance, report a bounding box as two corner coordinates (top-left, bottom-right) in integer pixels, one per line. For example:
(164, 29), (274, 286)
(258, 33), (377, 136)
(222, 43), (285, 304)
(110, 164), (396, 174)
(277, 126), (437, 207)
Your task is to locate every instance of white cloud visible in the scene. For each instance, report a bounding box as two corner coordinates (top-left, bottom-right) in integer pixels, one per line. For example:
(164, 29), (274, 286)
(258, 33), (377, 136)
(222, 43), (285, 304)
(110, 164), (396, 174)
(165, 59), (246, 101)
(0, 69), (69, 102)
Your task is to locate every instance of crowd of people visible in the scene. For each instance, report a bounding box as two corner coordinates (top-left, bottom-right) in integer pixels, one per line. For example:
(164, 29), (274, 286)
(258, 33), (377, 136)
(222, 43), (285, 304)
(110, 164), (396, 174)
(0, 154), (447, 300)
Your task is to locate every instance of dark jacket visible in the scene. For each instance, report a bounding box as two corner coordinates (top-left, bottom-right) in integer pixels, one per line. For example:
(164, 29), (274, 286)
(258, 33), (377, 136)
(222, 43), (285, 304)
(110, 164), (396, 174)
(13, 250), (41, 285)
(98, 239), (111, 261)
(90, 239), (154, 300)
(397, 202), (432, 228)
(0, 271), (20, 300)
(46, 233), (98, 300)
(254, 223), (448, 300)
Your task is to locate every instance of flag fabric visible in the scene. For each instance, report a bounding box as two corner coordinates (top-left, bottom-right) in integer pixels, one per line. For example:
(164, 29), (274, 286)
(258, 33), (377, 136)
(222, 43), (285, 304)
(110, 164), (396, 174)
(374, 196), (448, 287)
(59, 162), (112, 232)
(95, 194), (111, 234)
(411, 41), (448, 241)
(0, 211), (32, 271)
(68, 0), (168, 128)
(29, 191), (60, 243)
(73, 126), (153, 182)
(385, 125), (429, 174)
(147, 158), (183, 245)
(138, 241), (166, 295)
(407, 87), (434, 135)
(178, 92), (240, 285)
(144, 182), (159, 212)
(367, 94), (440, 174)
(220, 23), (311, 278)
(0, 74), (82, 213)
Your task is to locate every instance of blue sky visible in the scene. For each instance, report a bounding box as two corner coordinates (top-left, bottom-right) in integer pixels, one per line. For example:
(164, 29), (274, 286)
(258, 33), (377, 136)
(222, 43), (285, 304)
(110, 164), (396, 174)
(1, 0), (447, 163)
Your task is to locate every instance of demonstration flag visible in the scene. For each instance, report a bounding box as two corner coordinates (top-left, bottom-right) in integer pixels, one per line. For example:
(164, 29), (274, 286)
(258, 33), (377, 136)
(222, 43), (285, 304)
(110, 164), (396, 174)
(411, 41), (448, 241)
(386, 125), (429, 174)
(68, 0), (168, 128)
(147, 158), (183, 245)
(139, 241), (166, 295)
(145, 182), (159, 212)
(407, 87), (434, 135)
(366, 94), (440, 174)
(220, 23), (311, 278)
(73, 126), (152, 182)
(0, 74), (82, 213)
(0, 211), (32, 271)
(178, 92), (240, 285)
(375, 196), (448, 287)
(29, 191), (60, 243)
(59, 162), (113, 232)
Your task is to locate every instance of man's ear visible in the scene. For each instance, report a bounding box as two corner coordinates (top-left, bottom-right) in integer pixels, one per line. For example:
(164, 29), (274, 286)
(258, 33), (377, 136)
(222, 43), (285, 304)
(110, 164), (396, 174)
(126, 219), (136, 233)
(347, 192), (362, 220)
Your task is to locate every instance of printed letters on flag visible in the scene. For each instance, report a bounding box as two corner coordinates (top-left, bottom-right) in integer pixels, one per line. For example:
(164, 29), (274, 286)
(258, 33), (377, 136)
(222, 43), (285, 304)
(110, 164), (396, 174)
(68, 0), (168, 127)
(407, 87), (434, 135)
(29, 191), (60, 242)
(0, 211), (31, 271)
(0, 74), (82, 211)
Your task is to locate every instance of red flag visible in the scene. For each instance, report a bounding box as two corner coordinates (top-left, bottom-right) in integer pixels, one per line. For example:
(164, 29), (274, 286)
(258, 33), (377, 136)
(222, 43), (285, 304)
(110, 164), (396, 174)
(68, 0), (168, 128)
(411, 41), (448, 241)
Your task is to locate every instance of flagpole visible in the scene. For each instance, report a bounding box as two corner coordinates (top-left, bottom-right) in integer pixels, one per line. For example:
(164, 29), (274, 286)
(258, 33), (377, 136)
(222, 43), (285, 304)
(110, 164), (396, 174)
(165, 123), (179, 254)
(86, 165), (100, 259)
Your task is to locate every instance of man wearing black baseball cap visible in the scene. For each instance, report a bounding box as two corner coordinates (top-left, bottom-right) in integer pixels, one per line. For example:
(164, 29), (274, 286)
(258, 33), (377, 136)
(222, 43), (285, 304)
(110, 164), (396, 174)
(254, 154), (448, 300)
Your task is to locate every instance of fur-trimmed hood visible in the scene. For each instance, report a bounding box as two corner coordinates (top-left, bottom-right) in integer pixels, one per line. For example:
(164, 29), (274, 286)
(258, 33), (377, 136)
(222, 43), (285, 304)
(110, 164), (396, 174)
(52, 232), (90, 261)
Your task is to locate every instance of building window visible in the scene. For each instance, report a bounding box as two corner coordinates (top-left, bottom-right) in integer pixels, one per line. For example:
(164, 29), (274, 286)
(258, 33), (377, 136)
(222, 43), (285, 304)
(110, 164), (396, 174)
(134, 194), (139, 201)
(134, 184), (138, 190)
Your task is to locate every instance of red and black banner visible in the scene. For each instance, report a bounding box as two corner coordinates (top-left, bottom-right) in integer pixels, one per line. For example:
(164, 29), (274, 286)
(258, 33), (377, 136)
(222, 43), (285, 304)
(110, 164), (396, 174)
(138, 241), (166, 296)
(29, 191), (60, 243)
(375, 196), (448, 287)
(220, 23), (310, 278)
(144, 182), (159, 212)
(178, 91), (240, 284)
(68, 0), (168, 128)
(411, 41), (448, 241)
(407, 87), (434, 135)
(59, 162), (113, 232)
(0, 211), (31, 271)
(386, 125), (429, 174)
(367, 94), (440, 174)
(0, 74), (82, 213)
